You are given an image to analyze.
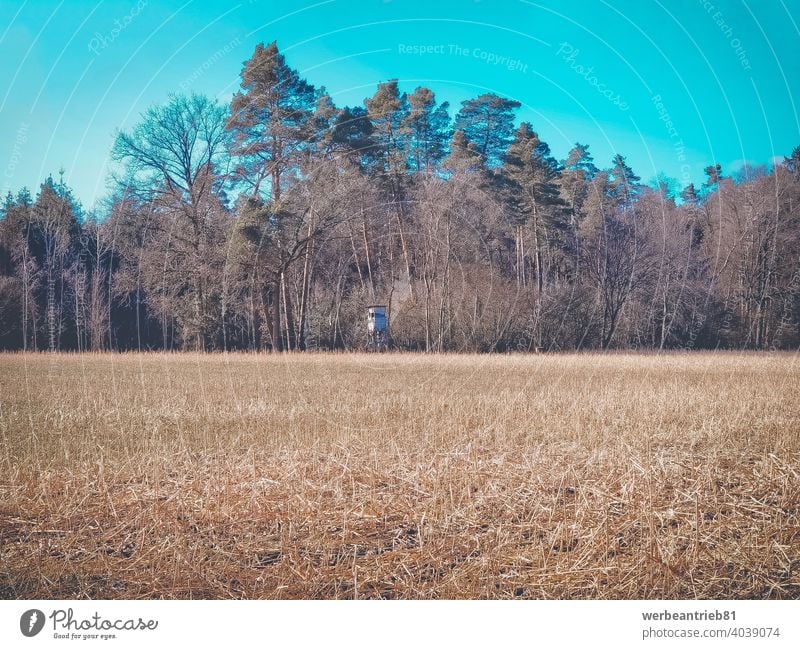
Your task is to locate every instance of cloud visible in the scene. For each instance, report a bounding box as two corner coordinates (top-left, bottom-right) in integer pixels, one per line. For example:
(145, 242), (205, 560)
(727, 158), (757, 171)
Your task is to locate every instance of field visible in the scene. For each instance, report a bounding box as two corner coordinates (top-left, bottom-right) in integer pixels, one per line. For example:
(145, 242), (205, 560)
(1, 352), (799, 599)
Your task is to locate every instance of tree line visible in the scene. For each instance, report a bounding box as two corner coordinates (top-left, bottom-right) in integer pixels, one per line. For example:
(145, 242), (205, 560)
(1, 41), (799, 352)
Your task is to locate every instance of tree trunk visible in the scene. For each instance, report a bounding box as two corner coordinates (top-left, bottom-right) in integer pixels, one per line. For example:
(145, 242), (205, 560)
(281, 271), (296, 351)
(393, 200), (414, 297)
(362, 206), (375, 298)
(264, 279), (282, 352)
(297, 235), (314, 351)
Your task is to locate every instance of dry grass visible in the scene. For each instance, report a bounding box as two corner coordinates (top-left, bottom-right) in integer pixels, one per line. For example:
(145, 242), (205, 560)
(1, 351), (799, 599)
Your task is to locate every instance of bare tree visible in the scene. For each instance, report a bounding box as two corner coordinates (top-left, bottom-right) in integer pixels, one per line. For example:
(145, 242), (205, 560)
(112, 94), (229, 350)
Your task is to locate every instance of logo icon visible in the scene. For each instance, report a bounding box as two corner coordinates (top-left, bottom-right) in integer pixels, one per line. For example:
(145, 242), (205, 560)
(20, 609), (45, 637)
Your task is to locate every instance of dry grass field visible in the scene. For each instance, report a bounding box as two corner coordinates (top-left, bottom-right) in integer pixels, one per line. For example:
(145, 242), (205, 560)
(1, 352), (798, 599)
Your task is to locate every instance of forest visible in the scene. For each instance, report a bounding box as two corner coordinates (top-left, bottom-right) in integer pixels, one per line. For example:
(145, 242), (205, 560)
(1, 41), (799, 353)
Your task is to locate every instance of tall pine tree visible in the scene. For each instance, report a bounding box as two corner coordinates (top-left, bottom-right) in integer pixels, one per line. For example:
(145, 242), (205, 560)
(454, 93), (521, 168)
(502, 123), (566, 291)
(227, 42), (318, 201)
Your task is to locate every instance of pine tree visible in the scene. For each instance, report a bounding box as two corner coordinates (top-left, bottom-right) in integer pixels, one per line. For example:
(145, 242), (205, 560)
(365, 80), (409, 177)
(327, 106), (376, 168)
(564, 143), (599, 180)
(681, 183), (698, 204)
(650, 173), (680, 200)
(227, 41), (317, 201)
(560, 142), (598, 224)
(502, 123), (566, 291)
(308, 88), (338, 158)
(703, 163), (723, 186)
(454, 93), (521, 168)
(609, 154), (641, 205)
(32, 176), (81, 351)
(443, 130), (482, 174)
(366, 80), (413, 290)
(403, 86), (451, 174)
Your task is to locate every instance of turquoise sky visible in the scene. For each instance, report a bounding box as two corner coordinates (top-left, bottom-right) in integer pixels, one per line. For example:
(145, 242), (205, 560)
(1, 0), (798, 209)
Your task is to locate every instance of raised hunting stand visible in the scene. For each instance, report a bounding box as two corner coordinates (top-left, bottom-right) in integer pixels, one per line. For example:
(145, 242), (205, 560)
(366, 305), (388, 351)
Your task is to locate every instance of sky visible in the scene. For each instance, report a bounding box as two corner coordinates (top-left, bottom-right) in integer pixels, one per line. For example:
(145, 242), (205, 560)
(1, 0), (798, 210)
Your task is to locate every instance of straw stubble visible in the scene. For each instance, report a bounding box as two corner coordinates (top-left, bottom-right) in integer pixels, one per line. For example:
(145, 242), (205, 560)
(0, 352), (798, 599)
